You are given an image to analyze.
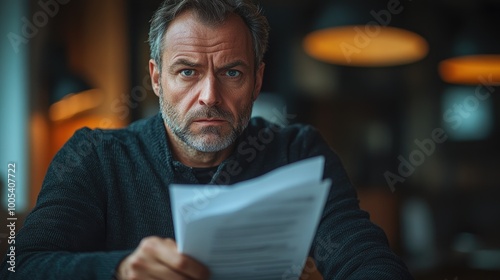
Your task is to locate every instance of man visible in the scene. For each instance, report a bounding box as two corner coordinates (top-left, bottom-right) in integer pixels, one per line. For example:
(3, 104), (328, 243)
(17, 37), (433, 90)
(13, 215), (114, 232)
(1, 0), (413, 279)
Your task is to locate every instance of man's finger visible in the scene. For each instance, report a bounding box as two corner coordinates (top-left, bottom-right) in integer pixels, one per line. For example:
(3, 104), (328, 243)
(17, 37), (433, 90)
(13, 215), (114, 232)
(156, 238), (210, 280)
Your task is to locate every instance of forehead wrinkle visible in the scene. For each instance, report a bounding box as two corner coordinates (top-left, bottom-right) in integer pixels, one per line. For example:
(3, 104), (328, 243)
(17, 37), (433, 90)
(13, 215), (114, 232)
(170, 42), (239, 54)
(168, 55), (250, 74)
(162, 10), (254, 67)
(167, 30), (249, 52)
(166, 41), (251, 68)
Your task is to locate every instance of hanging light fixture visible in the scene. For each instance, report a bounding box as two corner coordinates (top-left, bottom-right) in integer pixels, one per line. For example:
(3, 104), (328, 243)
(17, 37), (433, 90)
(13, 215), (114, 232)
(45, 44), (101, 121)
(439, 55), (500, 85)
(49, 89), (102, 121)
(438, 15), (500, 85)
(303, 0), (428, 67)
(304, 26), (428, 67)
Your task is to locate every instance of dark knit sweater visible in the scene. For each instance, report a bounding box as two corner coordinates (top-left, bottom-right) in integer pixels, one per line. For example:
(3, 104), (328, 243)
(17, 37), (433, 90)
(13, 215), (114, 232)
(0, 114), (413, 279)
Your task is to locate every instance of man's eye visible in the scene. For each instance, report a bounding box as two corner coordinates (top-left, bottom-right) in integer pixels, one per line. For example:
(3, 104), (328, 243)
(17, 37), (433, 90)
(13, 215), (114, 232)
(180, 69), (195, 77)
(226, 70), (241, 77)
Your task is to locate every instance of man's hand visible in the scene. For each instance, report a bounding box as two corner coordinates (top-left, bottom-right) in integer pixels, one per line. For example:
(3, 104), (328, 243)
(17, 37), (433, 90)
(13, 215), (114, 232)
(116, 237), (210, 280)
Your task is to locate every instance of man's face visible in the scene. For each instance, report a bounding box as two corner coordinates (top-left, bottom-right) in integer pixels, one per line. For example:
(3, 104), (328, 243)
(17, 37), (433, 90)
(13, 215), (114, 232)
(151, 11), (265, 153)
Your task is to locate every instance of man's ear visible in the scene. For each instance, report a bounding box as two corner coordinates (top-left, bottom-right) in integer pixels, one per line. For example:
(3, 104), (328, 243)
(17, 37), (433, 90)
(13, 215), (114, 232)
(252, 62), (265, 101)
(149, 59), (161, 97)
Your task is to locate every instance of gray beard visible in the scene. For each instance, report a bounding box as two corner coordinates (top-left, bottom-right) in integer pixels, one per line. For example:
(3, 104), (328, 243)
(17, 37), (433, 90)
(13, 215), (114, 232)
(158, 88), (252, 153)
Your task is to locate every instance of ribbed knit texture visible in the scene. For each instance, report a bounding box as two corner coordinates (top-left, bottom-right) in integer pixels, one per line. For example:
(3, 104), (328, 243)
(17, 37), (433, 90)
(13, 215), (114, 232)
(0, 114), (413, 279)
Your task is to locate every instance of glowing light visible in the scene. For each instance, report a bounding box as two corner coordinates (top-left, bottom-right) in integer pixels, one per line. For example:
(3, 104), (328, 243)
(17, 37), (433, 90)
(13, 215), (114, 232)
(49, 89), (102, 121)
(441, 86), (494, 141)
(303, 26), (428, 67)
(439, 55), (500, 85)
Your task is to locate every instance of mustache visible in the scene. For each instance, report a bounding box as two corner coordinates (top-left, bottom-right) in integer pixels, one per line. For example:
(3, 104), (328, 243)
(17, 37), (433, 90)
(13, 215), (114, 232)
(187, 106), (234, 122)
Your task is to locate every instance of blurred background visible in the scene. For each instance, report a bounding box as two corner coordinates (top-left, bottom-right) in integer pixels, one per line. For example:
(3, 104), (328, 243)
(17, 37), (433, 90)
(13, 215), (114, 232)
(1, 0), (499, 279)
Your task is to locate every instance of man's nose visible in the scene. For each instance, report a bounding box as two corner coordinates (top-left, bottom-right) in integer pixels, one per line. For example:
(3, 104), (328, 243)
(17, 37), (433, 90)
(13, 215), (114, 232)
(198, 76), (221, 107)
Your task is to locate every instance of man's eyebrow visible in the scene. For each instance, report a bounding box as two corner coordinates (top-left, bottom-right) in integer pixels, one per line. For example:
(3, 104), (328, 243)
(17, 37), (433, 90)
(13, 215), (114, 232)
(218, 60), (249, 71)
(168, 59), (250, 72)
(169, 59), (202, 71)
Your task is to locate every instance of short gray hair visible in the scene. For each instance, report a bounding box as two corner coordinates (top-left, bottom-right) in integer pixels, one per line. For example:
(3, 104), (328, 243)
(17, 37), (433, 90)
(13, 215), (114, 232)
(148, 0), (270, 71)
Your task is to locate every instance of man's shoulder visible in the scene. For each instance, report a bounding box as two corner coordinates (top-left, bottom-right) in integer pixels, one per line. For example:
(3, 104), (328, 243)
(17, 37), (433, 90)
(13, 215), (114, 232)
(68, 114), (162, 149)
(233, 117), (332, 177)
(246, 116), (320, 140)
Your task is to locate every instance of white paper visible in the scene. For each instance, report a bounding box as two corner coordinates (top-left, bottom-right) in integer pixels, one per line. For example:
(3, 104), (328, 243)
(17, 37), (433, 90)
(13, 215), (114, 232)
(169, 156), (331, 280)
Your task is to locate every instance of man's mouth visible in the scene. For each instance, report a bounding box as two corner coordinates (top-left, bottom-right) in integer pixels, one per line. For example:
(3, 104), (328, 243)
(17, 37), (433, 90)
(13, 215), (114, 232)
(193, 118), (227, 125)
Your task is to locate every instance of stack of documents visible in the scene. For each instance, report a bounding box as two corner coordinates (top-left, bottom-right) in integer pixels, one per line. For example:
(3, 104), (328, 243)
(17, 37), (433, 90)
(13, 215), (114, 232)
(170, 156), (331, 280)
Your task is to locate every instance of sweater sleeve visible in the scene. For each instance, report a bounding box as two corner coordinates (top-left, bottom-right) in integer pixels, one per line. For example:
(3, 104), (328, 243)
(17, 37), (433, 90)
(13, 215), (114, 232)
(0, 129), (131, 280)
(291, 126), (413, 279)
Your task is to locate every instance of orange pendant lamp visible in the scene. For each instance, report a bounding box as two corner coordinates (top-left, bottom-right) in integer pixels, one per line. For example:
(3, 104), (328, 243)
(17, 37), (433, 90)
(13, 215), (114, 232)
(303, 0), (429, 67)
(439, 17), (500, 86)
